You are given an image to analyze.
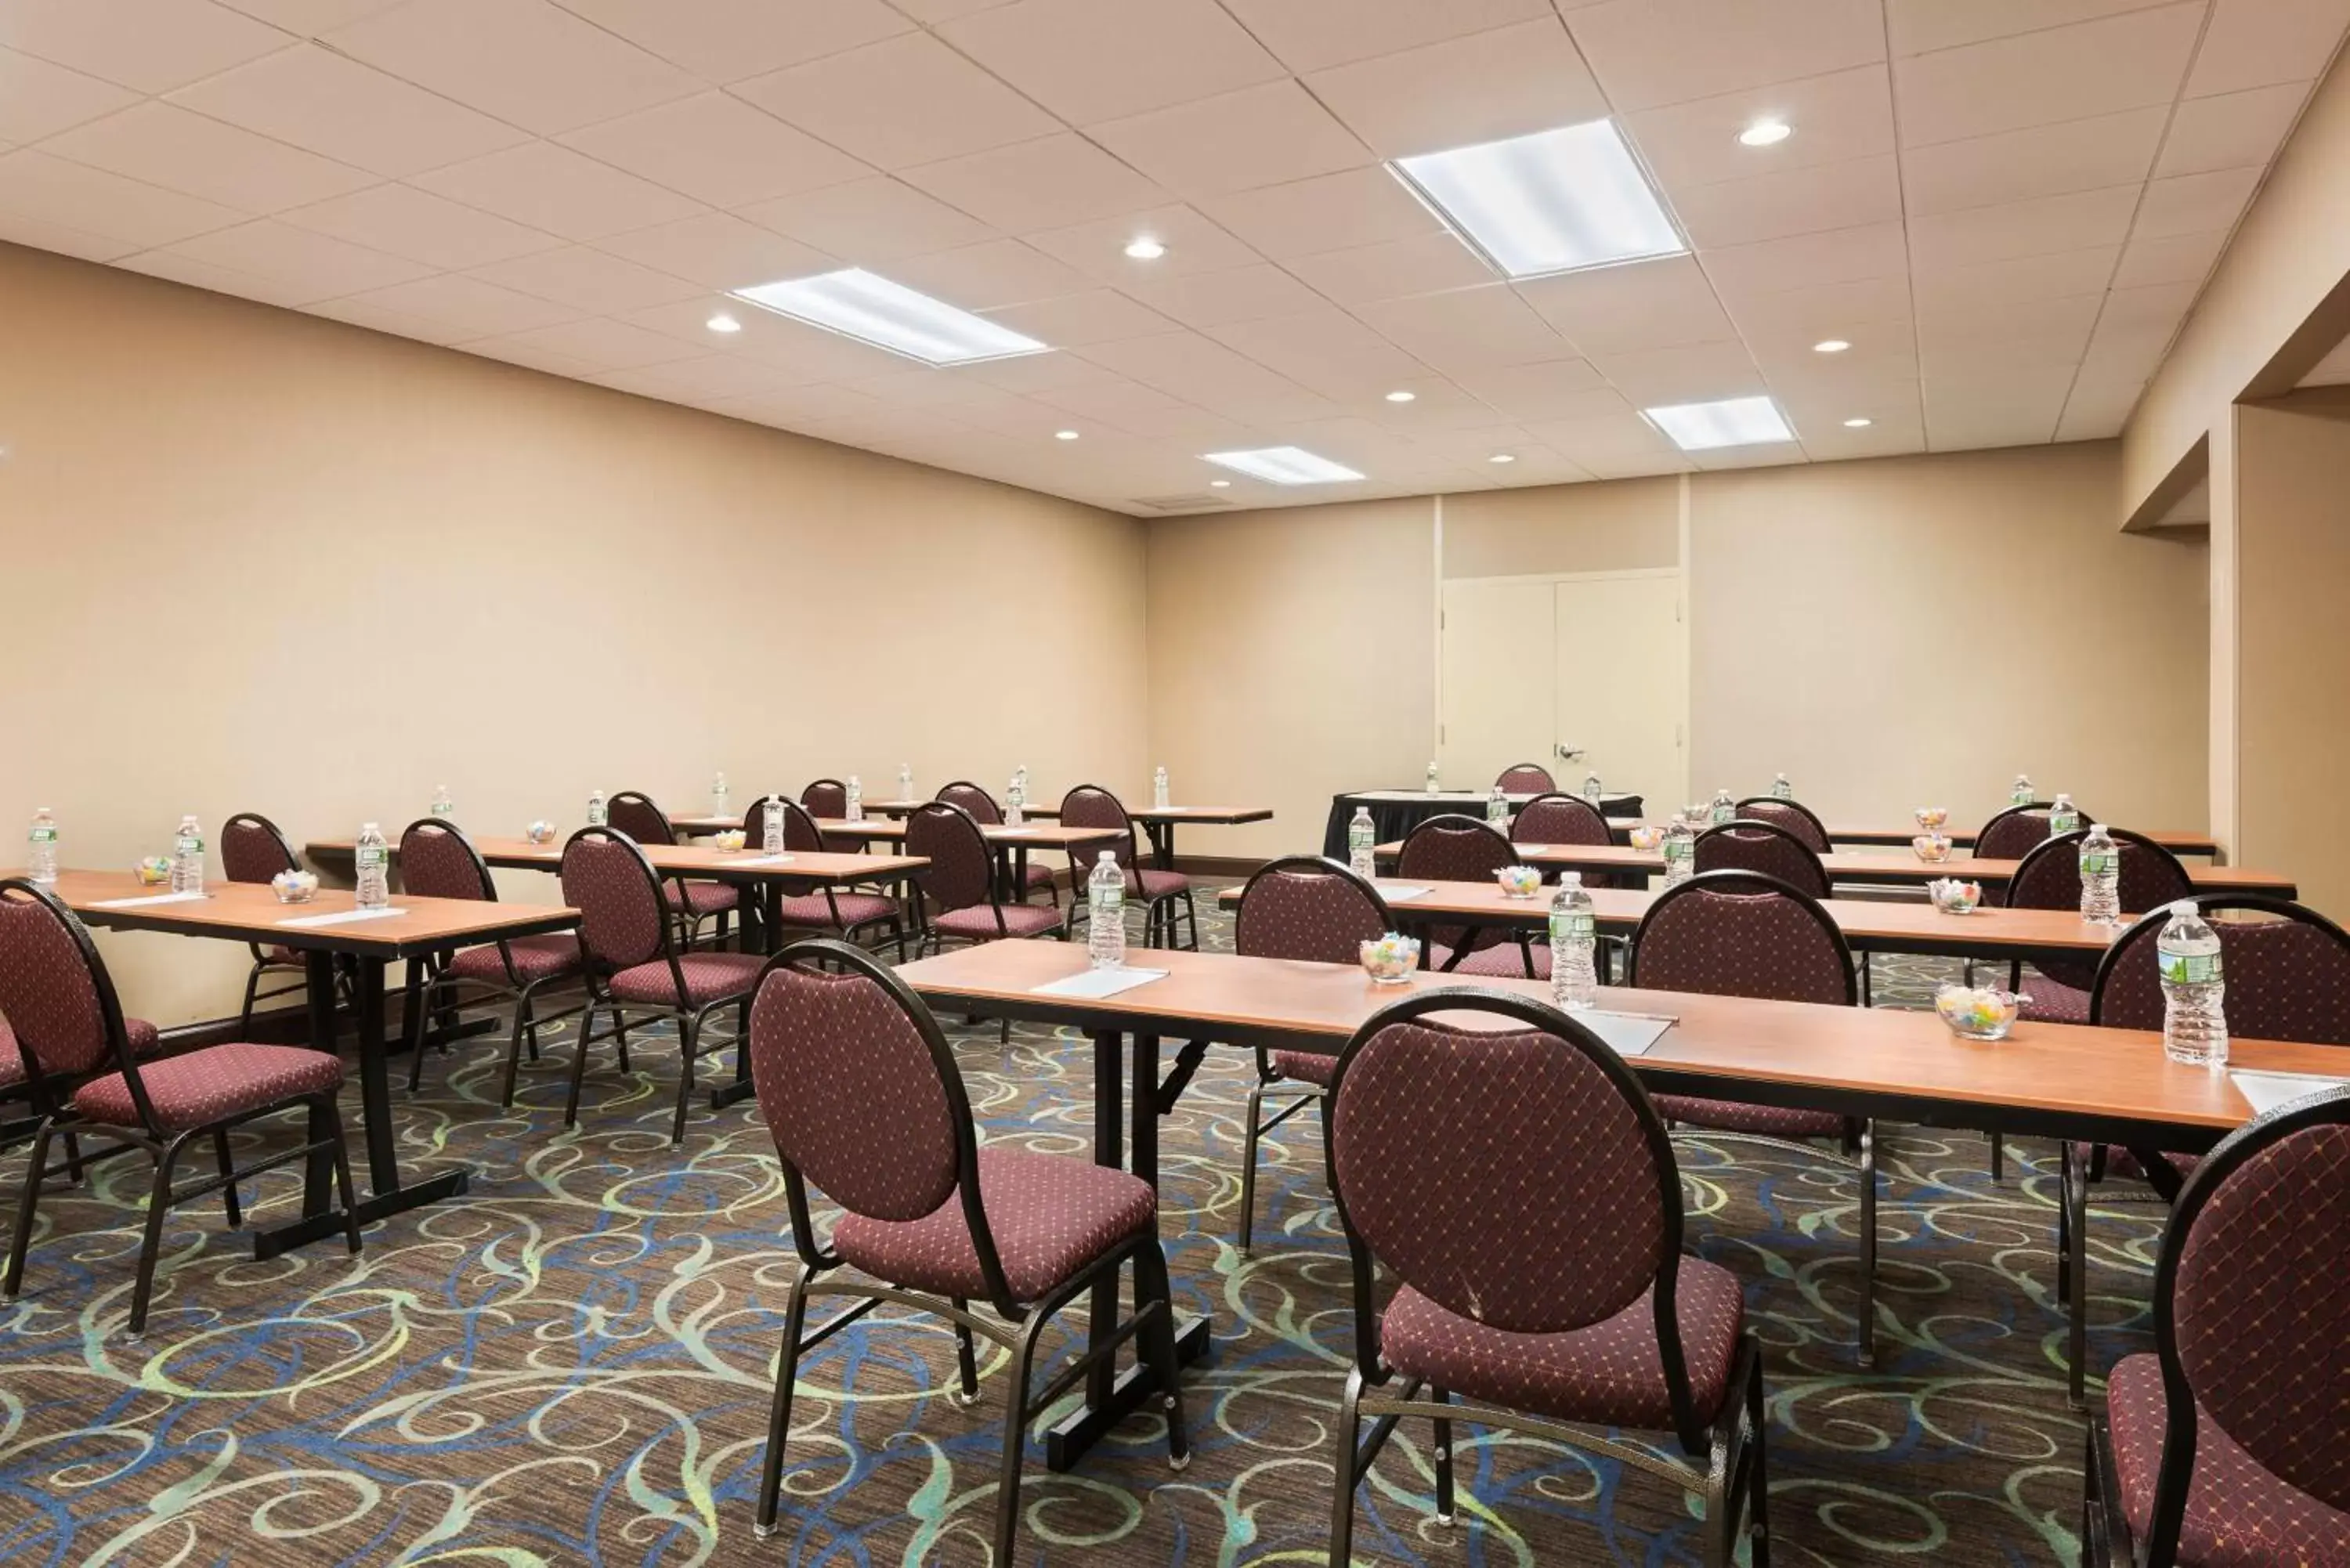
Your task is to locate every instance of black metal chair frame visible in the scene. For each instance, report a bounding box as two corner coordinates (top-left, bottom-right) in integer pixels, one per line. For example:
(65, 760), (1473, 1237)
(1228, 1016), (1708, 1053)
(0, 880), (360, 1341)
(607, 789), (734, 951)
(1731, 796), (1832, 853)
(762, 796), (909, 959)
(1396, 813), (1526, 974)
(903, 802), (1070, 1045)
(1061, 784), (1200, 952)
(2006, 826), (2193, 992)
(1232, 855), (1397, 1257)
(2083, 1083), (2350, 1568)
(1493, 761), (1557, 793)
(560, 828), (756, 1147)
(1694, 819), (1832, 900)
(934, 782), (1059, 908)
(1321, 987), (1770, 1568)
(748, 939), (1188, 1563)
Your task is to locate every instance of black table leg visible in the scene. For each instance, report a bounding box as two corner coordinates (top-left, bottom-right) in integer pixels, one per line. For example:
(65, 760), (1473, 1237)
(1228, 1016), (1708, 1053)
(1146, 822), (1177, 873)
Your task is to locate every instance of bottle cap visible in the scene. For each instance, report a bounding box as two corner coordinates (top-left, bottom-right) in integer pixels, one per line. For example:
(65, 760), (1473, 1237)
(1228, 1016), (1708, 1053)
(1562, 871), (1582, 887)
(2169, 899), (2196, 916)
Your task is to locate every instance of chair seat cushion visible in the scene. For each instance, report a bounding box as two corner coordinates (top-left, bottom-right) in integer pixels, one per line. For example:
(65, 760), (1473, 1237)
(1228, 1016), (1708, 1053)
(1268, 1049), (1336, 1087)
(1654, 1094), (1846, 1141)
(1127, 868), (1190, 901)
(446, 934), (583, 986)
(606, 952), (766, 1008)
(1023, 863), (1057, 892)
(2077, 1142), (2200, 1185)
(775, 891), (898, 930)
(833, 1147), (1156, 1302)
(2106, 1353), (2350, 1566)
(933, 903), (1064, 941)
(2021, 977), (2092, 1024)
(262, 945), (305, 967)
(1381, 1255), (1745, 1430)
(1430, 941), (1552, 980)
(666, 880), (740, 916)
(73, 1042), (344, 1131)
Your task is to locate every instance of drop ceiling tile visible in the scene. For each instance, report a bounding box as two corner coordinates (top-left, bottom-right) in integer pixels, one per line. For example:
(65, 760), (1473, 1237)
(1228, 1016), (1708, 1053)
(1911, 246), (2121, 312)
(324, 0), (700, 136)
(597, 211), (833, 291)
(1770, 381), (1922, 439)
(1920, 363), (2075, 450)
(2078, 314), (2178, 381)
(739, 177), (992, 264)
(0, 210), (140, 261)
(672, 303), (914, 381)
(1697, 220), (1907, 301)
(160, 216), (432, 294)
(1024, 374), (1181, 419)
(902, 134), (1169, 233)
(338, 272), (584, 335)
(1900, 108), (2165, 216)
(1665, 152), (1901, 247)
(1088, 81), (1372, 199)
(164, 42), (530, 179)
(546, 0), (913, 82)
(936, 0), (1283, 125)
(280, 182), (562, 268)
(2157, 83), (2309, 175)
(118, 246), (335, 305)
(1198, 166), (1440, 258)
(594, 355), (798, 404)
(303, 291), (470, 344)
(887, 238), (1097, 309)
(702, 381), (887, 426)
(558, 92), (873, 210)
(1520, 410), (1692, 474)
(1206, 307), (1431, 393)
(1719, 274), (1913, 355)
(845, 366), (1022, 409)
(1893, 3), (2202, 147)
(457, 334), (606, 378)
(1358, 377), (1529, 428)
(1022, 204), (1263, 281)
(1584, 337), (1766, 404)
(1217, 0), (1553, 73)
(1623, 64), (1893, 190)
(1515, 255), (1739, 356)
(2110, 226), (2230, 288)
(1444, 360), (1614, 419)
(2132, 166), (2262, 238)
(2055, 370), (2147, 440)
(1755, 344), (1922, 396)
(2186, 0), (2350, 97)
(1282, 232), (1494, 306)
(926, 386), (1095, 439)
(1907, 185), (2140, 270)
(957, 351), (1123, 393)
(1916, 294), (2102, 367)
(1885, 0), (2178, 56)
(0, 46), (139, 144)
(1078, 332), (1339, 420)
(978, 289), (1178, 345)
(732, 32), (1059, 171)
(413, 142), (707, 242)
(1564, 0), (1885, 112)
(38, 102), (374, 212)
(2100, 279), (2199, 328)
(0, 0), (291, 94)
(1354, 283), (1577, 371)
(0, 147), (246, 247)
(473, 316), (707, 371)
(468, 244), (703, 312)
(1305, 17), (1608, 158)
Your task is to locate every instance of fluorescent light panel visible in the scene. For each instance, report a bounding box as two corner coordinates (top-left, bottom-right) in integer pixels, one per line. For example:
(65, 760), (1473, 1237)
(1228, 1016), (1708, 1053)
(1392, 119), (1684, 280)
(731, 268), (1047, 366)
(1643, 396), (1795, 451)
(1202, 446), (1364, 485)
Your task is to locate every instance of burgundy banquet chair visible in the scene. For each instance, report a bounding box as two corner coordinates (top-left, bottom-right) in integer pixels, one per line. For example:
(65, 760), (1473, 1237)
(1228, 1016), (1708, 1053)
(763, 796), (908, 956)
(220, 811), (324, 1036)
(1732, 797), (1832, 854)
(1975, 800), (2081, 862)
(1398, 814), (1532, 977)
(606, 790), (738, 950)
(903, 802), (1065, 1042)
(935, 781), (1056, 905)
(1493, 761), (1556, 794)
(2004, 827), (2195, 1022)
(1060, 784), (1198, 950)
(1694, 819), (1831, 900)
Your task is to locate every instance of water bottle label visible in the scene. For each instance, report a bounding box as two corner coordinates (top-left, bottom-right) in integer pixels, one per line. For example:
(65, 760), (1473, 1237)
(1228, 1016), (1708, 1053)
(2050, 811), (2077, 833)
(2079, 850), (2117, 876)
(29, 826), (54, 844)
(1663, 840), (1691, 865)
(356, 847), (385, 870)
(1093, 887), (1123, 917)
(178, 833), (203, 854)
(1549, 911), (1594, 942)
(2160, 949), (2222, 985)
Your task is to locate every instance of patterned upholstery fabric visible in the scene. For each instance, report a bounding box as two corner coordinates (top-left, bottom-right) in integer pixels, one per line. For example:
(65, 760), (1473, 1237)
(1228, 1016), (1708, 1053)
(0, 893), (114, 1078)
(1634, 886), (1851, 1006)
(1397, 818), (1516, 956)
(1060, 786), (1140, 872)
(1975, 807), (2055, 862)
(262, 945), (304, 969)
(559, 836), (667, 970)
(2022, 977), (2092, 1024)
(2007, 833), (2195, 990)
(750, 966), (959, 1223)
(774, 891), (898, 930)
(1267, 1049), (1336, 1086)
(2107, 1354), (2350, 1566)
(1654, 1095), (1844, 1140)
(933, 904), (1063, 941)
(73, 1042), (345, 1132)
(606, 952), (765, 1009)
(0, 1020), (18, 1091)
(1694, 826), (1830, 899)
(1736, 800), (1831, 854)
(1494, 764), (1556, 793)
(1381, 1256), (1745, 1428)
(1234, 867), (1389, 966)
(1128, 868), (1189, 901)
(446, 935), (583, 987)
(398, 823), (489, 901)
(832, 1146), (1155, 1302)
(1513, 795), (1612, 847)
(905, 806), (993, 914)
(1331, 1020), (1665, 1334)
(665, 880), (740, 916)
(604, 795), (675, 848)
(219, 816), (296, 884)
(2099, 910), (2350, 1043)
(800, 781), (848, 819)
(1430, 941), (1549, 980)
(935, 783), (1003, 825)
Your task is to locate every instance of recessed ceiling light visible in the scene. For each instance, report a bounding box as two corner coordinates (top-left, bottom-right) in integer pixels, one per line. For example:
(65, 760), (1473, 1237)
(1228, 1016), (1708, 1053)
(1738, 119), (1792, 147)
(1843, 417), (1874, 428)
(1203, 446), (1365, 485)
(1390, 118), (1685, 280)
(1054, 429), (1079, 440)
(732, 268), (1047, 367)
(1812, 338), (1851, 354)
(1209, 479), (1231, 486)
(1643, 396), (1796, 451)
(705, 313), (740, 334)
(1488, 453), (1517, 464)
(1123, 237), (1166, 260)
(1385, 390), (1417, 403)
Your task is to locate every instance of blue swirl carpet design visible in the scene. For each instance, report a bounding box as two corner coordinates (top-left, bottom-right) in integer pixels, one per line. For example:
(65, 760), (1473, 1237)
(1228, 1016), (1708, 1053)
(0, 898), (2158, 1565)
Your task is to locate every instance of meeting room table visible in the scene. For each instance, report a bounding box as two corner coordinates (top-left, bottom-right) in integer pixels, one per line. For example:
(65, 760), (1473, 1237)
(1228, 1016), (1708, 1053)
(1323, 788), (1642, 859)
(1825, 822), (2222, 856)
(23, 867), (580, 1259)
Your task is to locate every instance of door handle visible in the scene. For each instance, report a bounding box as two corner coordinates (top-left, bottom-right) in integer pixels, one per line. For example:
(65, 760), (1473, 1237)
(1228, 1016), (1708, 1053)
(1555, 744), (1585, 761)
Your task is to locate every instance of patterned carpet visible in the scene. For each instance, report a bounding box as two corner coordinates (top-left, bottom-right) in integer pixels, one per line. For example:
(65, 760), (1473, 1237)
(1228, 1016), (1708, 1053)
(0, 889), (2159, 1566)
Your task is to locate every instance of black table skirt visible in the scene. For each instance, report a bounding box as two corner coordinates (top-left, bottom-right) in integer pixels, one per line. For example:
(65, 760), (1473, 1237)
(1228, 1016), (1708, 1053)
(1321, 790), (1646, 859)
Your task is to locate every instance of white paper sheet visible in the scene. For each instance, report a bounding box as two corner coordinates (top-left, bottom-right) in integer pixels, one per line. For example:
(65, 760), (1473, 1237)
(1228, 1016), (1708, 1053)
(2229, 1068), (2350, 1117)
(731, 854), (796, 866)
(1577, 1010), (1676, 1058)
(1032, 967), (1170, 999)
(89, 891), (208, 909)
(993, 828), (1041, 837)
(1375, 884), (1431, 901)
(277, 906), (407, 928)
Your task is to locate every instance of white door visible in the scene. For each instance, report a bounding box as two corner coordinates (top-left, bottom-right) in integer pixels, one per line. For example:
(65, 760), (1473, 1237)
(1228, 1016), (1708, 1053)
(1554, 573), (1684, 810)
(1437, 578), (1556, 789)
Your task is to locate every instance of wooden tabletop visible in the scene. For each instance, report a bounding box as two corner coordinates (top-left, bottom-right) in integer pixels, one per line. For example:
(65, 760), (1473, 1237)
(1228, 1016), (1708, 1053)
(1827, 822), (2221, 855)
(1351, 789), (1636, 806)
(20, 868), (579, 958)
(895, 939), (2341, 1146)
(1129, 806), (1274, 826)
(671, 812), (1094, 842)
(307, 836), (925, 885)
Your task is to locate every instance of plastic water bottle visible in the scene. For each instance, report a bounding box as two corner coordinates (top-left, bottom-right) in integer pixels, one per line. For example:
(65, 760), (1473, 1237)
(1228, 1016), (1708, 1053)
(1153, 765), (1170, 811)
(711, 771), (729, 819)
(1771, 773), (1793, 801)
(1711, 788), (1735, 826)
(761, 799), (783, 856)
(27, 808), (58, 885)
(1014, 764), (1030, 796)
(1549, 873), (1597, 1010)
(1087, 851), (1126, 969)
(354, 822), (389, 909)
(1583, 772), (1603, 806)
(1661, 815), (1695, 887)
(1486, 784), (1508, 825)
(2048, 792), (2080, 835)
(2078, 822), (2121, 925)
(1348, 807), (1376, 879)
(898, 763), (913, 802)
(429, 783), (454, 819)
(587, 789), (608, 827)
(845, 775), (863, 823)
(171, 815), (204, 894)
(1426, 760), (1441, 795)
(2012, 774), (2036, 807)
(1005, 773), (1025, 827)
(2157, 900), (2228, 1066)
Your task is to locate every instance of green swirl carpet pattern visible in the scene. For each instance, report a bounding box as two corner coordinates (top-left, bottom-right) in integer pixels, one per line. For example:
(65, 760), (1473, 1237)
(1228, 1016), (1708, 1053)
(0, 898), (2157, 1564)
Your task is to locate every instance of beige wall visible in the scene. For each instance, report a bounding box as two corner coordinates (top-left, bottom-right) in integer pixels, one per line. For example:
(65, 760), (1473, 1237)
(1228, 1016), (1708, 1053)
(1440, 478), (1678, 578)
(0, 241), (1148, 1025)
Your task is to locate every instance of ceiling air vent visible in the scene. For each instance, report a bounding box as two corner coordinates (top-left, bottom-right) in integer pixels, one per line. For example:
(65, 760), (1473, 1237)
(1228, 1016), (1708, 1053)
(1129, 493), (1236, 514)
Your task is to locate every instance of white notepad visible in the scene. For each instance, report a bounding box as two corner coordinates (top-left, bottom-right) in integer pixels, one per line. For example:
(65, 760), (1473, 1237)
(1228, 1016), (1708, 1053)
(1375, 884), (1431, 901)
(732, 854), (795, 866)
(1577, 1010), (1676, 1058)
(90, 891), (209, 909)
(2229, 1068), (2350, 1117)
(278, 906), (406, 928)
(994, 828), (1041, 837)
(1032, 967), (1170, 999)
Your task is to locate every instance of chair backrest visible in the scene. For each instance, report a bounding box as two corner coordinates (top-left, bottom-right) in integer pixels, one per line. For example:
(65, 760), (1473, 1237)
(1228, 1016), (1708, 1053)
(397, 818), (495, 902)
(1394, 814), (1515, 884)
(1511, 792), (1613, 848)
(2141, 1086), (2350, 1559)
(1694, 819), (1831, 900)
(935, 780), (1002, 825)
(1630, 870), (1856, 1005)
(220, 812), (299, 884)
(903, 801), (994, 914)
(1974, 801), (2081, 862)
(748, 940), (1018, 1311)
(559, 828), (674, 970)
(0, 880), (146, 1111)
(1494, 762), (1556, 793)
(1325, 988), (1707, 1451)
(800, 779), (848, 818)
(1731, 797), (1831, 853)
(1233, 856), (1395, 964)
(2008, 827), (2195, 990)
(2092, 895), (2350, 1042)
(1058, 785), (1137, 870)
(605, 791), (675, 847)
(768, 796), (829, 854)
